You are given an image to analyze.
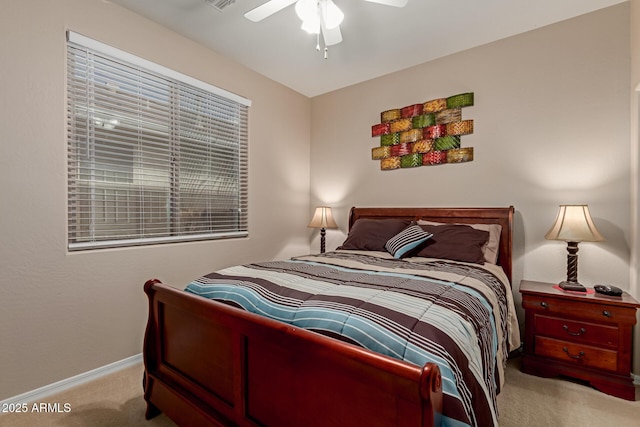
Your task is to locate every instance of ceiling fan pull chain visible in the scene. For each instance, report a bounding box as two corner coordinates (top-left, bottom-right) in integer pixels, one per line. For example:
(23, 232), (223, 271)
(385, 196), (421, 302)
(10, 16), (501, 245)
(316, 32), (320, 51)
(324, 47), (328, 59)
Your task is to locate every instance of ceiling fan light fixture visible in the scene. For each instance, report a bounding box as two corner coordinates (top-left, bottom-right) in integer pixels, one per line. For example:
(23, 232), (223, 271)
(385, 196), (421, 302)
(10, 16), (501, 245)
(296, 0), (320, 33)
(323, 0), (344, 29)
(296, 0), (342, 33)
(295, 0), (317, 22)
(245, 0), (407, 57)
(301, 16), (320, 34)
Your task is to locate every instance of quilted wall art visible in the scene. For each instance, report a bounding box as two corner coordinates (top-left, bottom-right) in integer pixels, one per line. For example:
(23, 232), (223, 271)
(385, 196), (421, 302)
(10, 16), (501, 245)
(371, 92), (474, 170)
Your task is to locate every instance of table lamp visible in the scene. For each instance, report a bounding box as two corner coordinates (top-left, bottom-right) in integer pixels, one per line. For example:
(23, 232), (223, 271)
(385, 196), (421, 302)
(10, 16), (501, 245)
(544, 205), (604, 290)
(308, 206), (338, 253)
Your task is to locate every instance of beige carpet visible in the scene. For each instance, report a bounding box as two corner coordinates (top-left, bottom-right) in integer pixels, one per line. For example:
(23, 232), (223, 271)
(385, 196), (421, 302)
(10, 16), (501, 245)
(0, 363), (176, 427)
(497, 357), (639, 427)
(1, 356), (638, 426)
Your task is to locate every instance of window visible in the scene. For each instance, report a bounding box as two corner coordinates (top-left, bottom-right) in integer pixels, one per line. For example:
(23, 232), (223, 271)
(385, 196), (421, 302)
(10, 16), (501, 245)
(66, 32), (250, 250)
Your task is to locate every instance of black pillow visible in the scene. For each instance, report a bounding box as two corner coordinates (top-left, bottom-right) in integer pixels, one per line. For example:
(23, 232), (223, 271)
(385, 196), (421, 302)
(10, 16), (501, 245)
(414, 224), (489, 264)
(337, 218), (411, 252)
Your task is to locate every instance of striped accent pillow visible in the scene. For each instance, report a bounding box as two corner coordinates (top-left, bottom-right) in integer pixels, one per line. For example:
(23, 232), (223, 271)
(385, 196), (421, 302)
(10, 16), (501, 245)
(385, 225), (433, 259)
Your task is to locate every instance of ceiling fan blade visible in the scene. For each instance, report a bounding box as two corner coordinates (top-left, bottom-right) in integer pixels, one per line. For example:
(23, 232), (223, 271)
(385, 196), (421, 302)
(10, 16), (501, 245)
(244, 0), (298, 22)
(363, 0), (408, 7)
(321, 22), (342, 46)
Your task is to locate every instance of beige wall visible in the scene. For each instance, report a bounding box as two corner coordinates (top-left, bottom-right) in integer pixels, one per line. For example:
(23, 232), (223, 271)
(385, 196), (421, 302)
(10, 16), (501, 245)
(311, 2), (634, 358)
(0, 0), (311, 400)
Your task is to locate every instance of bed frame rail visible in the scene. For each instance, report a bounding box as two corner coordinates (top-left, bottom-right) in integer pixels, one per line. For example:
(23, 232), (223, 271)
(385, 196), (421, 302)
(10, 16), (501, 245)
(143, 279), (443, 427)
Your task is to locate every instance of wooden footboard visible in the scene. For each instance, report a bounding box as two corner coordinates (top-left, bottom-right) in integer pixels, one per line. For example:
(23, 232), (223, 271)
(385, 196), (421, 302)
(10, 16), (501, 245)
(143, 279), (443, 427)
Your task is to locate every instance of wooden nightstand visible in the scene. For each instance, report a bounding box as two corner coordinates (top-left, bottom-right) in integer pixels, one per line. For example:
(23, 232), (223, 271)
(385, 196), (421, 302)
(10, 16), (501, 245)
(519, 280), (640, 400)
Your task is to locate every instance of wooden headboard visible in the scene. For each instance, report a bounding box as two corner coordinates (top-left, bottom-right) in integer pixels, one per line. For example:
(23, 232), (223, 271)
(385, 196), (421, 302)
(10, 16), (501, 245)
(348, 206), (515, 285)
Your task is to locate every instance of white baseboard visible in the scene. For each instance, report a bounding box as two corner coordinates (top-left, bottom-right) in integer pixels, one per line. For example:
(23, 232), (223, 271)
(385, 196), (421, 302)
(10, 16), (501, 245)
(0, 353), (142, 406)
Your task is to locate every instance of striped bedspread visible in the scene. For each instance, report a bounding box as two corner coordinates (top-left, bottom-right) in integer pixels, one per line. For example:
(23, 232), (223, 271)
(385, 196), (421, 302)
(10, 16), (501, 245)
(185, 250), (520, 427)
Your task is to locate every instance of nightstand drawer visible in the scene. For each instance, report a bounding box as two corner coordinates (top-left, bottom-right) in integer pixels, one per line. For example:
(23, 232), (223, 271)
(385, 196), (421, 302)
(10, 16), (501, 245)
(534, 314), (619, 347)
(522, 295), (633, 324)
(534, 336), (618, 372)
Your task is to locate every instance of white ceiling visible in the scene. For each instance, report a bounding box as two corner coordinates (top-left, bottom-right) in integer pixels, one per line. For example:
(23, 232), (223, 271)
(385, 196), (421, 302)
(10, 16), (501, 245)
(109, 0), (626, 97)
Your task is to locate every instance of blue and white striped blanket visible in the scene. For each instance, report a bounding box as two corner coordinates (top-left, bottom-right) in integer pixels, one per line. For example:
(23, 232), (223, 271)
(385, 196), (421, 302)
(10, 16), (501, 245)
(186, 250), (520, 427)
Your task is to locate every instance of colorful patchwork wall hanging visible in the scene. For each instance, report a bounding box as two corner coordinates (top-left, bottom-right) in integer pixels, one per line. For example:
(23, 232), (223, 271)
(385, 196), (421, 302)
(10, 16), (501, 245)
(371, 93), (474, 170)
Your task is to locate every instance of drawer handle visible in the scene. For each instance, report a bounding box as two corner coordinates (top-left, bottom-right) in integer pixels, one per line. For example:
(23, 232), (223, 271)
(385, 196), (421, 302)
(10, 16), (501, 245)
(562, 347), (585, 359)
(563, 325), (586, 336)
(540, 301), (548, 309)
(602, 310), (611, 318)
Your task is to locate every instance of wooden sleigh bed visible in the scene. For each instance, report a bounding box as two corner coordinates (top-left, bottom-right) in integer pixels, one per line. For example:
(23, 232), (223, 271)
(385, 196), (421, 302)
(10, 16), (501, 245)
(143, 206), (517, 427)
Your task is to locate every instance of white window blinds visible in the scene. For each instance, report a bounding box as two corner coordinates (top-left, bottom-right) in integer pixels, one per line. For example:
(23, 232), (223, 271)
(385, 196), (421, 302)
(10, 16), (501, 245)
(66, 32), (250, 250)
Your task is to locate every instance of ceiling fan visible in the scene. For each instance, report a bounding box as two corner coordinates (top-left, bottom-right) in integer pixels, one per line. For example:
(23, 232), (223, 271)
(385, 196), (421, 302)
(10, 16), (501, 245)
(245, 0), (409, 57)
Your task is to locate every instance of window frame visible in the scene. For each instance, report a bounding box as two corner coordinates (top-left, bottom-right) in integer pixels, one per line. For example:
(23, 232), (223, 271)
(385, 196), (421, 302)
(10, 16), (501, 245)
(66, 31), (251, 251)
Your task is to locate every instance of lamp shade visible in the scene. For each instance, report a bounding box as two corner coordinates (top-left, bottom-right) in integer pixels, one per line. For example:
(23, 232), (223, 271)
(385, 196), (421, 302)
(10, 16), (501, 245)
(308, 206), (338, 229)
(544, 205), (604, 242)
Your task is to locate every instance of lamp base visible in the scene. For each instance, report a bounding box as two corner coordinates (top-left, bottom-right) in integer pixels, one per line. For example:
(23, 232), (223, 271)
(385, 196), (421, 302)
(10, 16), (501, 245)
(558, 281), (587, 292)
